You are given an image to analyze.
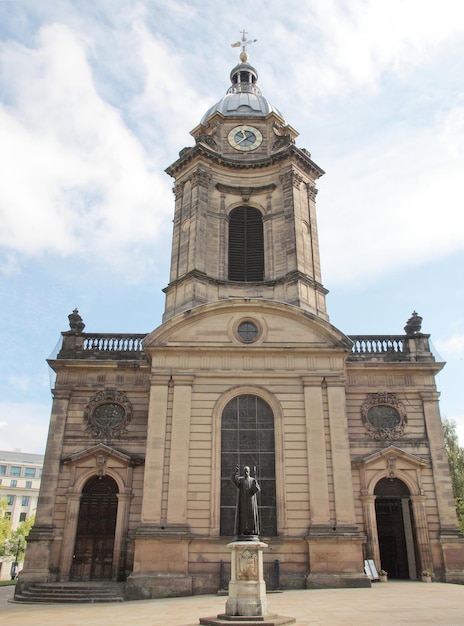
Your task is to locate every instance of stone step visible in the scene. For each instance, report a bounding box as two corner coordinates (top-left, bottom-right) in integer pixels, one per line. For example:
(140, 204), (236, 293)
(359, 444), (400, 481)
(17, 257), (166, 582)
(14, 582), (125, 604)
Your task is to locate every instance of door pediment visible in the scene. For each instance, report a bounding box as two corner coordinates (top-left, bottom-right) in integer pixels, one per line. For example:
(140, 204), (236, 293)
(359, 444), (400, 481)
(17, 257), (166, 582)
(62, 443), (144, 476)
(358, 445), (429, 470)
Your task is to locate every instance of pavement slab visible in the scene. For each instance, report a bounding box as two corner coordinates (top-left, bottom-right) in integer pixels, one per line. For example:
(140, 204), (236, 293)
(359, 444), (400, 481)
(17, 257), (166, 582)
(2, 581), (464, 626)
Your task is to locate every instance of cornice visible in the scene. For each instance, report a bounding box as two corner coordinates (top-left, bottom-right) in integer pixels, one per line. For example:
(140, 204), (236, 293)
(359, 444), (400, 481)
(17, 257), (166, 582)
(215, 182), (276, 200)
(165, 143), (325, 179)
(163, 268), (328, 295)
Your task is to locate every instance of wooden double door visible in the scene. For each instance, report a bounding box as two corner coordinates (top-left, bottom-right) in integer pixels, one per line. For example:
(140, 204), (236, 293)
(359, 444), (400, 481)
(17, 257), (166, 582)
(71, 476), (118, 581)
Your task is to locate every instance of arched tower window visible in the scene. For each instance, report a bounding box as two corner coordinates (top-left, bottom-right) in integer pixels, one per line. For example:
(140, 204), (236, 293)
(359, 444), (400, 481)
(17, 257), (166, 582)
(220, 394), (276, 536)
(228, 206), (264, 281)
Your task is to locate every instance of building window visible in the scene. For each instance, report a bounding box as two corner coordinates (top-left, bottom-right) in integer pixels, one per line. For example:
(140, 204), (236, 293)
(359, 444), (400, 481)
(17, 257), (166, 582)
(361, 392), (407, 440)
(220, 394), (277, 537)
(21, 496), (30, 507)
(9, 466), (21, 477)
(6, 495), (14, 506)
(39, 468), (43, 477)
(84, 388), (133, 438)
(5, 511), (11, 519)
(237, 320), (259, 343)
(228, 206), (264, 282)
(19, 512), (27, 522)
(25, 481), (32, 489)
(24, 467), (36, 478)
(10, 480), (17, 487)
(0, 465), (6, 475)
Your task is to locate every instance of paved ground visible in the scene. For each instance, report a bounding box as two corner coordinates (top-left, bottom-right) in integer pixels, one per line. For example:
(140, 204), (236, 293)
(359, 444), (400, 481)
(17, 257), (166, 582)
(2, 581), (464, 626)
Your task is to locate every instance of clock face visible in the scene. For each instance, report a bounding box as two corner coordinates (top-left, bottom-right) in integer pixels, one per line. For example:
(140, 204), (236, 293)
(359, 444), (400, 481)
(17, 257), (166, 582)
(228, 125), (263, 151)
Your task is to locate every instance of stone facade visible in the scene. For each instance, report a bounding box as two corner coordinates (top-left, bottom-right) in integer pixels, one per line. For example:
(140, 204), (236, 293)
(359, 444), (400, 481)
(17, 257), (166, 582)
(16, 52), (464, 601)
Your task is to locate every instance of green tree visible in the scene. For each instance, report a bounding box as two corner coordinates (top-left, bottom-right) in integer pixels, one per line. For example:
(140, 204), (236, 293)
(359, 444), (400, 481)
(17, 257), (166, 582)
(443, 418), (464, 534)
(0, 497), (12, 556)
(2, 513), (35, 562)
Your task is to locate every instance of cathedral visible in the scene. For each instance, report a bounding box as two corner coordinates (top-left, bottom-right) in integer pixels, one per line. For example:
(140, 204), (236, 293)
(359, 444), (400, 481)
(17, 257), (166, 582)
(16, 40), (464, 601)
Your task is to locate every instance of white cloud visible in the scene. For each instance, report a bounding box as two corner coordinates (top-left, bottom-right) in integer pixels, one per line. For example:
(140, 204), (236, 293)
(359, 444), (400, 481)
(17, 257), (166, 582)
(436, 334), (464, 359)
(127, 19), (213, 150)
(0, 402), (50, 454)
(318, 111), (464, 286)
(0, 22), (173, 275)
(265, 0), (464, 104)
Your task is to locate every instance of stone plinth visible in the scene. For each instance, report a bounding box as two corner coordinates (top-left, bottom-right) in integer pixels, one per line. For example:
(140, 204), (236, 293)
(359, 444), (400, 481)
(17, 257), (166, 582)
(200, 540), (295, 626)
(226, 540), (268, 617)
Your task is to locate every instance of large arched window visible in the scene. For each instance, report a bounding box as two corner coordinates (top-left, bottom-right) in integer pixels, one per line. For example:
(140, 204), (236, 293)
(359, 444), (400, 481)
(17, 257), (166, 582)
(228, 206), (264, 281)
(220, 394), (276, 536)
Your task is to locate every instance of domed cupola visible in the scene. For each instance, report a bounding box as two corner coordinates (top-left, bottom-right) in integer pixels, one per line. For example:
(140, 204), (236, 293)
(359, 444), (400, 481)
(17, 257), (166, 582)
(200, 38), (285, 125)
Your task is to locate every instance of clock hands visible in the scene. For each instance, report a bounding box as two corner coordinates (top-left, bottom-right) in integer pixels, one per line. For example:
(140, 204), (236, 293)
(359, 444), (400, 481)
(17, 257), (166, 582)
(228, 125), (262, 151)
(235, 130), (255, 145)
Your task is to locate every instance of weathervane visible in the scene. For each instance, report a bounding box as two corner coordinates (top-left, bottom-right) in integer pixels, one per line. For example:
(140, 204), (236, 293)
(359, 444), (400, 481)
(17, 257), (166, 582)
(231, 29), (257, 63)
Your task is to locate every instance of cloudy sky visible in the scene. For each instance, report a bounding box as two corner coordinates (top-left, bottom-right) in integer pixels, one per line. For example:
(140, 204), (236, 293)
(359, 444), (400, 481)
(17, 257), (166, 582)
(1, 0), (464, 453)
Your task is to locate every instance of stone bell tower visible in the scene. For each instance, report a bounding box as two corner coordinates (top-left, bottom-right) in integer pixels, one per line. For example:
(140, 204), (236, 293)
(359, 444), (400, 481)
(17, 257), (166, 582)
(163, 39), (328, 322)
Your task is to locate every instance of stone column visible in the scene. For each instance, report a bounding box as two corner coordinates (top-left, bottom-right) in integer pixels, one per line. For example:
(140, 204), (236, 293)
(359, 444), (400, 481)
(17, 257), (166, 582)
(140, 376), (170, 524)
(402, 498), (417, 579)
(326, 381), (357, 526)
(190, 167), (211, 275)
(410, 495), (433, 573)
(166, 375), (194, 528)
(302, 377), (330, 525)
(112, 492), (133, 580)
(421, 392), (460, 530)
(18, 389), (71, 586)
(58, 493), (81, 581)
(361, 495), (380, 566)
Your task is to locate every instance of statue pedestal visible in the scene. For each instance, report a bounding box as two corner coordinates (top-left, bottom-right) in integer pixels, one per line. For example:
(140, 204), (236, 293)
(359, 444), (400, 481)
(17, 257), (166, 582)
(200, 540), (295, 626)
(225, 540), (268, 617)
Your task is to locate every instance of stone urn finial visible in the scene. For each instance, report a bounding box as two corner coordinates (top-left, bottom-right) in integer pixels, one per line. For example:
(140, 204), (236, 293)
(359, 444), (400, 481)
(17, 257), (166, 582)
(68, 308), (85, 333)
(404, 311), (422, 336)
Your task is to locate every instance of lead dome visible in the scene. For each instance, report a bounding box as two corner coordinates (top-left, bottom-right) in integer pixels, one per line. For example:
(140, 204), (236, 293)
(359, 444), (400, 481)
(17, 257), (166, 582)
(200, 60), (286, 126)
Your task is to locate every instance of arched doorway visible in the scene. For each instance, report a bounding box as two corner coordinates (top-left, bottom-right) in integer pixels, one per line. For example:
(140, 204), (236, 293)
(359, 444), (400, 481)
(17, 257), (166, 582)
(375, 477), (418, 579)
(71, 475), (118, 580)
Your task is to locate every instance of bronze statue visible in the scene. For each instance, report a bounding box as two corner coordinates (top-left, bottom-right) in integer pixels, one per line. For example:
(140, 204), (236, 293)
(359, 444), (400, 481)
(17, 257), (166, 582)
(231, 465), (260, 539)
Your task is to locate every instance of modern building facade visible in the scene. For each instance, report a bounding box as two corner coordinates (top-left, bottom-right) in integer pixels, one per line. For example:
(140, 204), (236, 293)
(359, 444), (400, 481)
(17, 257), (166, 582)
(0, 450), (43, 529)
(0, 450), (43, 581)
(17, 44), (464, 600)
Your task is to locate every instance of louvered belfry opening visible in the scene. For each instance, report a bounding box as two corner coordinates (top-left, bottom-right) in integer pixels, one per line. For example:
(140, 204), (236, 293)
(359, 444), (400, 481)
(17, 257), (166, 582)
(228, 206), (264, 281)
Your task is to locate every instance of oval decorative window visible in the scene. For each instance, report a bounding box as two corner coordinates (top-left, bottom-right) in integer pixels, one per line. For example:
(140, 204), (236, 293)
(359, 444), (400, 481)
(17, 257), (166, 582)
(361, 392), (407, 440)
(84, 388), (132, 439)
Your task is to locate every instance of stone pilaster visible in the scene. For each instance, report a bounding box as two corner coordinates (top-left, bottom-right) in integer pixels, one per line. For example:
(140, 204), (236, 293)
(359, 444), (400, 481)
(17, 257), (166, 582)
(166, 375), (194, 528)
(302, 377), (330, 525)
(58, 493), (81, 581)
(361, 494), (380, 565)
(113, 492), (133, 580)
(16, 389), (71, 590)
(421, 392), (460, 530)
(139, 376), (170, 524)
(410, 495), (433, 573)
(326, 381), (357, 526)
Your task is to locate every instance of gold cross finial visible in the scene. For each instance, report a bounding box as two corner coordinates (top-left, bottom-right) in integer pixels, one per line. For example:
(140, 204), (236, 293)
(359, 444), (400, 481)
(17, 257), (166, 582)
(231, 29), (257, 62)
